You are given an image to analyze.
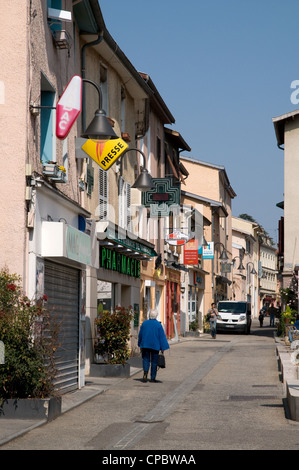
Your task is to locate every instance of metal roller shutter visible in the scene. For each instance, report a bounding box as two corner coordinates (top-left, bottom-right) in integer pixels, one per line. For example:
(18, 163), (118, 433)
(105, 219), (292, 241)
(44, 261), (80, 394)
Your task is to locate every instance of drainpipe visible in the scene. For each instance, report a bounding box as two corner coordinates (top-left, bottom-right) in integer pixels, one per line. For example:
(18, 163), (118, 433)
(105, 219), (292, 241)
(81, 31), (104, 132)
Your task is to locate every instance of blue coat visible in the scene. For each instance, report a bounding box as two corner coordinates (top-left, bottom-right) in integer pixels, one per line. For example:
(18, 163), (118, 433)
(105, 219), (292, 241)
(138, 319), (169, 352)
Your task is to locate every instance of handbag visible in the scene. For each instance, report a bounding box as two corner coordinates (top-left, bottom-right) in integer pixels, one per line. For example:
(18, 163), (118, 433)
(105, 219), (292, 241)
(157, 352), (166, 368)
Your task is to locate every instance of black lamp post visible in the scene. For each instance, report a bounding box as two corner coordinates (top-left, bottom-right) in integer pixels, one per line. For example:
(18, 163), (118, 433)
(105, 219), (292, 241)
(247, 262), (257, 275)
(215, 242), (229, 260)
(121, 148), (155, 191)
(81, 79), (117, 140)
(233, 256), (245, 270)
(81, 80), (154, 191)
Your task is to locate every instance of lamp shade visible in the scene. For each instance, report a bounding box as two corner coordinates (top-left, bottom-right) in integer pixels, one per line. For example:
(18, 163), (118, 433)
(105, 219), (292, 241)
(81, 109), (118, 140)
(132, 167), (155, 191)
(219, 249), (229, 260)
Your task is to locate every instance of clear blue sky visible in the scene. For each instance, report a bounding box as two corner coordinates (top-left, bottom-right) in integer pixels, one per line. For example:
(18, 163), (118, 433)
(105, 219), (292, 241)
(100, 0), (299, 243)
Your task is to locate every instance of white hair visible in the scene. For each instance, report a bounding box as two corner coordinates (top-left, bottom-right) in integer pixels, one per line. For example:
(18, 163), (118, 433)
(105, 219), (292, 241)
(149, 309), (158, 319)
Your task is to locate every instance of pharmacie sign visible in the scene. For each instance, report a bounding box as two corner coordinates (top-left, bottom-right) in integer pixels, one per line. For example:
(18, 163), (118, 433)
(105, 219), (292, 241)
(100, 247), (140, 278)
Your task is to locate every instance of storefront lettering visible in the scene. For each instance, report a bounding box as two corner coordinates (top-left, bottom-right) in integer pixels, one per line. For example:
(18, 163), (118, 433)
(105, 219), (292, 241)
(100, 247), (140, 278)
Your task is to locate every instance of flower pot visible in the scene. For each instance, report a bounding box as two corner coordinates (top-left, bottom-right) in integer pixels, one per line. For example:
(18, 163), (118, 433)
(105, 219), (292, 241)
(0, 396), (61, 421)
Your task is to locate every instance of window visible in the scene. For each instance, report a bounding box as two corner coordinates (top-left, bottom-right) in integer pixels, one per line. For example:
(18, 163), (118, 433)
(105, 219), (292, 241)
(98, 167), (108, 221)
(47, 0), (62, 32)
(119, 176), (131, 230)
(40, 74), (56, 164)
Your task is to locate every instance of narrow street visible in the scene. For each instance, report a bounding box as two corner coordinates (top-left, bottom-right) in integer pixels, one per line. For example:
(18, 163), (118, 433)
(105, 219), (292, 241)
(1, 320), (299, 451)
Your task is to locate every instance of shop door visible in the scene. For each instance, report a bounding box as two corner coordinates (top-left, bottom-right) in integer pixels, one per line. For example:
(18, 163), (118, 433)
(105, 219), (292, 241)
(44, 261), (80, 394)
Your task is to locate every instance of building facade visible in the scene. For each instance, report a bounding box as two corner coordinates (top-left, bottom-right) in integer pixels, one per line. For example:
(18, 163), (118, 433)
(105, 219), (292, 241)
(273, 110), (299, 309)
(180, 156), (236, 329)
(232, 216), (259, 317)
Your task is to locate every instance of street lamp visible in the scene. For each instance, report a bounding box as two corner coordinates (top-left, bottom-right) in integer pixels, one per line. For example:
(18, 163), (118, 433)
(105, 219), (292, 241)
(81, 79), (118, 140)
(81, 80), (154, 191)
(233, 256), (245, 270)
(121, 148), (155, 191)
(247, 262), (257, 275)
(214, 242), (229, 260)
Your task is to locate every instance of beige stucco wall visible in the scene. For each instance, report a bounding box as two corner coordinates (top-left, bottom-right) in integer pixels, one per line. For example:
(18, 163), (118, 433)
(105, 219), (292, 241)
(180, 157), (235, 304)
(0, 1), (28, 280)
(283, 116), (299, 271)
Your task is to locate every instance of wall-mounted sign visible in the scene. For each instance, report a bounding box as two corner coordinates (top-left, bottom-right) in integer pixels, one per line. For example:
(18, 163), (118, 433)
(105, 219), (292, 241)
(184, 239), (198, 265)
(81, 138), (128, 170)
(142, 178), (180, 217)
(56, 75), (82, 139)
(165, 229), (189, 246)
(199, 241), (214, 259)
(66, 225), (92, 266)
(100, 247), (140, 278)
(220, 262), (231, 273)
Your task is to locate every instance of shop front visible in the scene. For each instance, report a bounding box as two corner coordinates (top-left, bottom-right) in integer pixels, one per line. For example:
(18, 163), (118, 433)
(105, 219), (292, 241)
(95, 222), (157, 353)
(165, 267), (181, 339)
(188, 268), (206, 332)
(29, 184), (94, 393)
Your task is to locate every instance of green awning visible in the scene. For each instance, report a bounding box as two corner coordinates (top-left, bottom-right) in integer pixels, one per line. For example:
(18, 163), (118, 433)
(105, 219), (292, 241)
(97, 222), (157, 258)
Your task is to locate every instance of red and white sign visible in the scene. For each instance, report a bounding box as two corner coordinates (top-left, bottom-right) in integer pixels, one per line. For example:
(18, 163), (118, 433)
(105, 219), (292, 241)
(56, 75), (82, 139)
(166, 230), (189, 246)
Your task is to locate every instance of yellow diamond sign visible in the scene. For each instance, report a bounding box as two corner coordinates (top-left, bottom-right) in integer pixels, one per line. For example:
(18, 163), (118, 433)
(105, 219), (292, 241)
(82, 138), (128, 170)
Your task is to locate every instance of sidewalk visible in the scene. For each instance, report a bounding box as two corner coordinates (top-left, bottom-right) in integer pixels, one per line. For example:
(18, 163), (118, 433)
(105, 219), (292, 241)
(0, 364), (144, 447)
(0, 336), (192, 447)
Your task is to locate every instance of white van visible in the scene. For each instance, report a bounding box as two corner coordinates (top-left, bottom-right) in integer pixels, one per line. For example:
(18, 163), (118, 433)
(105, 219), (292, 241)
(216, 301), (251, 334)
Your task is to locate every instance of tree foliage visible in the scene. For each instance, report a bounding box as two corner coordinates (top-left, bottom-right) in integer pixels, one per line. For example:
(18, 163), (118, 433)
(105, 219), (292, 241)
(94, 306), (133, 365)
(0, 268), (59, 400)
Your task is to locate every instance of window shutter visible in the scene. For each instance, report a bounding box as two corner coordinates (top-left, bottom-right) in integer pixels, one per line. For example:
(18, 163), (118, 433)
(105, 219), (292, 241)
(99, 168), (108, 221)
(126, 182), (132, 231)
(118, 177), (131, 230)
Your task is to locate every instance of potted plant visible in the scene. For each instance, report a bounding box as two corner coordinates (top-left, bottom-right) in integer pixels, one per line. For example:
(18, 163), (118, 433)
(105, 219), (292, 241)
(93, 306), (133, 377)
(0, 268), (61, 420)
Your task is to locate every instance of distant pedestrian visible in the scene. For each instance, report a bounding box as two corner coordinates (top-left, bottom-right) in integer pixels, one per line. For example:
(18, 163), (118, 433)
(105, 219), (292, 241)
(138, 309), (169, 383)
(269, 303), (276, 327)
(207, 302), (218, 339)
(259, 310), (264, 327)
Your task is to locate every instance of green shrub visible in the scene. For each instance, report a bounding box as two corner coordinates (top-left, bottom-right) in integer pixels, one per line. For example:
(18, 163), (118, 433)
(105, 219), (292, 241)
(94, 306), (133, 364)
(0, 268), (59, 400)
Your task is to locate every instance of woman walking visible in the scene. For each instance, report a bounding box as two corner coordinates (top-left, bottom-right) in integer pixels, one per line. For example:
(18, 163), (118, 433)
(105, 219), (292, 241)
(138, 309), (169, 383)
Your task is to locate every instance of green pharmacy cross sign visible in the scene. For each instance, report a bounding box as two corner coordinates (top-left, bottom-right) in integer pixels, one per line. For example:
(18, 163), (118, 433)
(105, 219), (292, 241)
(141, 178), (180, 217)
